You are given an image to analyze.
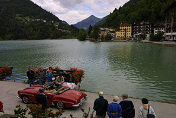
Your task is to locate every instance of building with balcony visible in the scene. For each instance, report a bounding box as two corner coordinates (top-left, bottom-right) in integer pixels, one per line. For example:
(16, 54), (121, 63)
(165, 2), (176, 40)
(154, 24), (165, 35)
(133, 21), (152, 40)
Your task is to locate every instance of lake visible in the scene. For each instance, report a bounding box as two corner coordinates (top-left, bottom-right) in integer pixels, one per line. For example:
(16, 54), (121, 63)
(0, 39), (176, 102)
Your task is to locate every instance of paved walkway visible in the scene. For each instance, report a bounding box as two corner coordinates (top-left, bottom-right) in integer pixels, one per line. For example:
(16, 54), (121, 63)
(0, 81), (176, 118)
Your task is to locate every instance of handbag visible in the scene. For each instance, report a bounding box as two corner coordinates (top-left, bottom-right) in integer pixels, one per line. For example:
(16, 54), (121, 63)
(147, 106), (155, 118)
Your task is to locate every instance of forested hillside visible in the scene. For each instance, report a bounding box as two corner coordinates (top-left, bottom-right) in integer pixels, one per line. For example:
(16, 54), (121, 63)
(0, 0), (78, 40)
(100, 0), (175, 28)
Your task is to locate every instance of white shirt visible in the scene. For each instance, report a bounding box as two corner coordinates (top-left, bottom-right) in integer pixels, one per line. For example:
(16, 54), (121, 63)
(138, 105), (156, 118)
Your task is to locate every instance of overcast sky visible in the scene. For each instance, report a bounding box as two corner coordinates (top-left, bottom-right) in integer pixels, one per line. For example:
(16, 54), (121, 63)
(31, 0), (129, 24)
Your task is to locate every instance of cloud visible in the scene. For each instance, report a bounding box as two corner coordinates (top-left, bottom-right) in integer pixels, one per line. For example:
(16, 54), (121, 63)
(31, 0), (129, 24)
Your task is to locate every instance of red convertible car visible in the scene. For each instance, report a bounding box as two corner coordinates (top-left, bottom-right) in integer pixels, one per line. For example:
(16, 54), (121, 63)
(17, 85), (87, 109)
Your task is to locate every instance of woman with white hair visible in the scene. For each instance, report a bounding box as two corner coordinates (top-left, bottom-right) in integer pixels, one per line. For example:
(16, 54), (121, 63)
(107, 96), (122, 118)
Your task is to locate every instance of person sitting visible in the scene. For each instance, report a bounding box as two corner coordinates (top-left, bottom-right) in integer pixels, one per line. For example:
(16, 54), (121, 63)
(119, 94), (135, 118)
(53, 76), (64, 89)
(63, 71), (72, 82)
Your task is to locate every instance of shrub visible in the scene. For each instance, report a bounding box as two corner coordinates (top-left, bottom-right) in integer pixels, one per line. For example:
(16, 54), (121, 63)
(105, 34), (113, 40)
(14, 104), (64, 118)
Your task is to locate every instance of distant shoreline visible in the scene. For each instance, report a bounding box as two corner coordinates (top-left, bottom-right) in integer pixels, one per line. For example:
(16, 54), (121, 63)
(0, 38), (77, 41)
(88, 38), (176, 46)
(141, 40), (176, 46)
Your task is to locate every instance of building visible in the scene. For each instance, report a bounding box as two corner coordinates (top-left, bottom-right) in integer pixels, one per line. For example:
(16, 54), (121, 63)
(116, 24), (132, 38)
(154, 24), (165, 35)
(133, 21), (152, 40)
(109, 28), (116, 38)
(100, 28), (109, 37)
(165, 2), (176, 40)
(116, 29), (121, 38)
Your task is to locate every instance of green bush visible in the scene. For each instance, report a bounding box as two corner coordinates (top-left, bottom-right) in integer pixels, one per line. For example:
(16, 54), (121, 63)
(78, 29), (87, 41)
(150, 32), (164, 41)
(105, 34), (113, 40)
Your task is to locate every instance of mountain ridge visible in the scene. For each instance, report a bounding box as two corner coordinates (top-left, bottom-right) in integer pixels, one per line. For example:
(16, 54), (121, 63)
(0, 0), (78, 40)
(74, 15), (101, 30)
(100, 0), (175, 28)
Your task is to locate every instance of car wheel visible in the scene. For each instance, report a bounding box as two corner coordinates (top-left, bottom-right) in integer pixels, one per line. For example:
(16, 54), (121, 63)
(22, 95), (30, 104)
(56, 101), (64, 109)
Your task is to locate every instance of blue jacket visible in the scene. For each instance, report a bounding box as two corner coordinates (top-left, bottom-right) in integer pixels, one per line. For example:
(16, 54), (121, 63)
(47, 72), (53, 82)
(107, 102), (122, 118)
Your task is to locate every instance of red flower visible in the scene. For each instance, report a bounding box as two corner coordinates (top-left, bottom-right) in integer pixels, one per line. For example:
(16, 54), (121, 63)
(70, 68), (85, 85)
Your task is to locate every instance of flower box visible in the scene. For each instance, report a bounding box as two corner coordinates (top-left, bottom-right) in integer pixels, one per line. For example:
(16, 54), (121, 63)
(0, 66), (13, 80)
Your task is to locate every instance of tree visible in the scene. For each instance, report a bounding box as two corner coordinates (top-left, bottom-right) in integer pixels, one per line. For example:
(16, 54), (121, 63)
(88, 25), (92, 37)
(78, 29), (87, 41)
(149, 33), (156, 41)
(140, 32), (146, 40)
(150, 31), (164, 41)
(105, 34), (113, 40)
(92, 26), (99, 40)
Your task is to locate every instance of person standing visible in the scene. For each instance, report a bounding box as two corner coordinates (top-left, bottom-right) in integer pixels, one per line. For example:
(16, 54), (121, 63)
(38, 67), (46, 85)
(47, 67), (53, 82)
(119, 94), (135, 118)
(91, 91), (108, 118)
(36, 88), (49, 113)
(27, 67), (35, 87)
(107, 96), (122, 118)
(138, 98), (156, 118)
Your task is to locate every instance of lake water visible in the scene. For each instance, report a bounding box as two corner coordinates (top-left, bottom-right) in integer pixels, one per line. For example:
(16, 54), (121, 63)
(0, 39), (176, 102)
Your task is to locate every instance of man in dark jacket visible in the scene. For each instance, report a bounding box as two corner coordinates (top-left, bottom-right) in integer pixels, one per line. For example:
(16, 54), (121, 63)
(36, 88), (49, 113)
(119, 94), (135, 118)
(91, 91), (108, 118)
(27, 67), (35, 87)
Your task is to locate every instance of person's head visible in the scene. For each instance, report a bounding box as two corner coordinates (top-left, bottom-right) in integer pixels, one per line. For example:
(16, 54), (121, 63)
(98, 91), (104, 97)
(28, 67), (31, 71)
(39, 88), (45, 93)
(49, 67), (52, 70)
(122, 94), (128, 100)
(113, 96), (119, 102)
(40, 67), (44, 71)
(56, 76), (59, 80)
(142, 98), (148, 104)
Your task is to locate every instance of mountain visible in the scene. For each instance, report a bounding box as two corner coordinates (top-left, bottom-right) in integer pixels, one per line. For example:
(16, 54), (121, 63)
(74, 15), (101, 30)
(0, 0), (78, 40)
(96, 16), (108, 25)
(100, 0), (175, 28)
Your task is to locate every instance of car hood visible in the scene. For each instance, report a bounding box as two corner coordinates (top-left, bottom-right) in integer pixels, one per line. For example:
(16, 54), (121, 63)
(56, 89), (86, 103)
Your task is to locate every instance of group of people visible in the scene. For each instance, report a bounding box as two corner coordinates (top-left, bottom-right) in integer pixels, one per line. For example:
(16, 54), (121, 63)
(27, 67), (72, 87)
(91, 91), (156, 118)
